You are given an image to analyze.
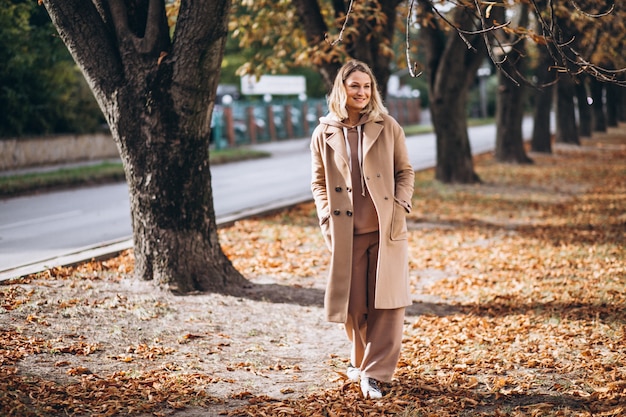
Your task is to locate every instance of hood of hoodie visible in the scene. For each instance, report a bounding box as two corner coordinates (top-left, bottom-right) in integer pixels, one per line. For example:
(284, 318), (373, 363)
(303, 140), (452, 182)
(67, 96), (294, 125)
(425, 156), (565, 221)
(318, 113), (373, 196)
(318, 113), (370, 129)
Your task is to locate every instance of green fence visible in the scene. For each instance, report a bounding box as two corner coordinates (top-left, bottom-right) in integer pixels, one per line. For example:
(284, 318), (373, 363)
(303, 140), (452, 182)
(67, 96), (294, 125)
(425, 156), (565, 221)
(211, 97), (421, 149)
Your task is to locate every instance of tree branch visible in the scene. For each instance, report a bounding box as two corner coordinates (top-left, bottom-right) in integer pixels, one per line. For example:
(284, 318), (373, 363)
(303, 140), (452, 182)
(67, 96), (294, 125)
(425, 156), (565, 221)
(41, 0), (123, 100)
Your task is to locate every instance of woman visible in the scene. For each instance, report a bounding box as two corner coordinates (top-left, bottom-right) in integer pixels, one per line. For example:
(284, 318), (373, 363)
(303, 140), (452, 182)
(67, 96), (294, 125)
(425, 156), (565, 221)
(310, 60), (415, 399)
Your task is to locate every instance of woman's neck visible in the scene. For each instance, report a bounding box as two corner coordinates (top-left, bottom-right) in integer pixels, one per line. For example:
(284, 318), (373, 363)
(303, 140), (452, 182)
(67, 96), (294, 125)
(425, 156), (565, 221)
(346, 113), (361, 126)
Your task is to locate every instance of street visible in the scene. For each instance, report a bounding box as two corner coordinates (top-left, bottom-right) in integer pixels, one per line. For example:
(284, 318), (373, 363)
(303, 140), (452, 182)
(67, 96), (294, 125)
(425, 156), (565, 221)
(0, 121), (534, 280)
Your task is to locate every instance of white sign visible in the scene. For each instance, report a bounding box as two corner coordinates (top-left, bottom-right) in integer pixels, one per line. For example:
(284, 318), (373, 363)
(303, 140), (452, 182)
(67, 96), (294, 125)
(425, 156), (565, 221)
(241, 75), (306, 96)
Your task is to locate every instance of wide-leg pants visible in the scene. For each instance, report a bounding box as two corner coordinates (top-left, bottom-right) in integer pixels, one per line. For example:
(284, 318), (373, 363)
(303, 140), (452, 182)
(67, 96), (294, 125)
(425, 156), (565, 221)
(344, 231), (405, 383)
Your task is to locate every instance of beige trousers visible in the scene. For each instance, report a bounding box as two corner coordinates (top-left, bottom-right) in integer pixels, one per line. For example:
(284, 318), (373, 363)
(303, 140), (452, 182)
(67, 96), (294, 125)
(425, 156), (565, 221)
(345, 231), (405, 383)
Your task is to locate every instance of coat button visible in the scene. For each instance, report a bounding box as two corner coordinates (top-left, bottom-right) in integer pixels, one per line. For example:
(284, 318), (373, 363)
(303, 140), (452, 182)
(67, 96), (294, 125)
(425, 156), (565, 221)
(333, 209), (341, 215)
(346, 211), (353, 216)
(335, 186), (342, 192)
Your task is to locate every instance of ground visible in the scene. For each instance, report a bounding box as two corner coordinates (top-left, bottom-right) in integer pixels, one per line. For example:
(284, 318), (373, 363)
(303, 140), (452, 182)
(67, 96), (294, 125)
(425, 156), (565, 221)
(1, 125), (625, 416)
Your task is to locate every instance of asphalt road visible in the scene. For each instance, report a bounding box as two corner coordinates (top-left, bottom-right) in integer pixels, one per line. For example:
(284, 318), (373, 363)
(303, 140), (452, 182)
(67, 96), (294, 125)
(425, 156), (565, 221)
(0, 121), (533, 280)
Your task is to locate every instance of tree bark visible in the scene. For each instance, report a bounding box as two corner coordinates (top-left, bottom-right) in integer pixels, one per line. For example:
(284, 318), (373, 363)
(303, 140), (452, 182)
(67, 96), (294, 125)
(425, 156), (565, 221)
(618, 83), (626, 122)
(575, 76), (592, 138)
(420, 2), (483, 183)
(42, 0), (247, 293)
(530, 45), (555, 153)
(555, 74), (580, 144)
(495, 69), (532, 163)
(605, 82), (619, 127)
(494, 3), (532, 164)
(589, 78), (607, 132)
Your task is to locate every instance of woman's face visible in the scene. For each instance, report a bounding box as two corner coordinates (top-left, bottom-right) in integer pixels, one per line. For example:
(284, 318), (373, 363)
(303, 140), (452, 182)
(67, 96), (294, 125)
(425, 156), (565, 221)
(344, 70), (371, 115)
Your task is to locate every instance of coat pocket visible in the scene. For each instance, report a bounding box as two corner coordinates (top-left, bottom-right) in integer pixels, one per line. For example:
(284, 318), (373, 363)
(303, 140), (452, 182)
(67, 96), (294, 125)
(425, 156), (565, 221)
(320, 214), (332, 250)
(390, 201), (408, 241)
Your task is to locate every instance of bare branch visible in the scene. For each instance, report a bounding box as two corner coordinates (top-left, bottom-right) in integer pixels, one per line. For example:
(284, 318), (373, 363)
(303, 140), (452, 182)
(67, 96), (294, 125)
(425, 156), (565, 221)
(326, 0), (355, 46)
(405, 0), (423, 78)
(570, 0), (615, 18)
(422, 0), (476, 50)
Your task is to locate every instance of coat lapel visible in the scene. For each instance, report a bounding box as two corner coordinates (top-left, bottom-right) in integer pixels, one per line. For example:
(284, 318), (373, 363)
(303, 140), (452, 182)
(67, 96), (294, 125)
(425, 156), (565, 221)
(324, 127), (350, 170)
(362, 118), (384, 159)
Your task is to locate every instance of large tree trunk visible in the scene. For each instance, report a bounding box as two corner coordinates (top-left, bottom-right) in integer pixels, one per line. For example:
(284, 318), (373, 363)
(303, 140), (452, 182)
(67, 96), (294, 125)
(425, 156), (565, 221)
(555, 75), (580, 144)
(420, 2), (484, 183)
(494, 3), (532, 164)
(42, 0), (246, 293)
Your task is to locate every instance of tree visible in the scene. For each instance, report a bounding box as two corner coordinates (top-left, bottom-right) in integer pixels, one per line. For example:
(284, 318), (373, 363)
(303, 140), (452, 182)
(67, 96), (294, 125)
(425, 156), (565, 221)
(0, 0), (103, 137)
(418, 1), (487, 183)
(493, 1), (533, 164)
(40, 0), (246, 293)
(589, 77), (607, 132)
(230, 0), (401, 97)
(555, 74), (580, 145)
(575, 76), (592, 138)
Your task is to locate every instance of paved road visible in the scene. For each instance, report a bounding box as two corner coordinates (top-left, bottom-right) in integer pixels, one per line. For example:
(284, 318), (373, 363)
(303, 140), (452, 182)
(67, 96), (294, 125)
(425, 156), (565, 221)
(0, 120), (534, 280)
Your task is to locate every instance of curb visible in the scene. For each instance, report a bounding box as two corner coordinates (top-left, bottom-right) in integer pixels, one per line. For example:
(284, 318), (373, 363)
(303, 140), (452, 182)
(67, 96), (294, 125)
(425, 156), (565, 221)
(0, 194), (313, 282)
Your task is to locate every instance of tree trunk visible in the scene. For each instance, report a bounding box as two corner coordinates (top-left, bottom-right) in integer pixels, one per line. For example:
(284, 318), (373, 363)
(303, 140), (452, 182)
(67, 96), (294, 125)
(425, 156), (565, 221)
(292, 0), (402, 97)
(494, 2), (532, 164)
(618, 84), (626, 122)
(420, 2), (484, 183)
(589, 78), (607, 132)
(290, 0), (340, 89)
(575, 77), (592, 138)
(605, 82), (619, 127)
(530, 45), (555, 153)
(42, 0), (247, 293)
(495, 70), (532, 163)
(555, 75), (580, 144)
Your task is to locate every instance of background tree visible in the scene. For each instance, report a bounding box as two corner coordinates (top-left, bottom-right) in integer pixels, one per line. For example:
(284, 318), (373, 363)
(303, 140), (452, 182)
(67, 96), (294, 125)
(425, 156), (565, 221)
(230, 0), (401, 96)
(40, 0), (246, 293)
(530, 43), (557, 153)
(575, 76), (592, 138)
(493, 1), (533, 164)
(418, 1), (488, 183)
(0, 0), (104, 137)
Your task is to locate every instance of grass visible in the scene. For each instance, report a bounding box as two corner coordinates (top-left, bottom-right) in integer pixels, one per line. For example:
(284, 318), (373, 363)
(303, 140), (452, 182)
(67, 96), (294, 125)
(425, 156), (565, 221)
(403, 118), (494, 136)
(0, 148), (270, 197)
(0, 118), (494, 198)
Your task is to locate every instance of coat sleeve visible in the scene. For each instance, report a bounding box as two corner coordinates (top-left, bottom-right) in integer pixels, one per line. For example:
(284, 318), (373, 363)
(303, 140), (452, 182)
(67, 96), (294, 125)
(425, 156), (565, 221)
(391, 118), (415, 213)
(310, 127), (330, 227)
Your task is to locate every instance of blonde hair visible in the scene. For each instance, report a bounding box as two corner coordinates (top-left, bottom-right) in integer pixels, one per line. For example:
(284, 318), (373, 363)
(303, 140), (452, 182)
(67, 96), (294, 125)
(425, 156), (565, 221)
(327, 60), (388, 120)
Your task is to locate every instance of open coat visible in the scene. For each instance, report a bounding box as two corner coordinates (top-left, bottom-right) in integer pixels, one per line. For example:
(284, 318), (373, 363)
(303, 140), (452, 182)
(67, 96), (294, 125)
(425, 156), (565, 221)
(310, 113), (415, 323)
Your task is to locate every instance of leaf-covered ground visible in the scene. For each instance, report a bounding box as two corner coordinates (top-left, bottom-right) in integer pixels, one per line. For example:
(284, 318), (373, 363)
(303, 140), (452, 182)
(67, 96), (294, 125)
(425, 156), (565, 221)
(1, 126), (625, 416)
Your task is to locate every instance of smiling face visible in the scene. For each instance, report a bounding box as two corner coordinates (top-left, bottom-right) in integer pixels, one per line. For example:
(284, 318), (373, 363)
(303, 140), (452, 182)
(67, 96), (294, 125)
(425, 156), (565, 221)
(344, 70), (372, 119)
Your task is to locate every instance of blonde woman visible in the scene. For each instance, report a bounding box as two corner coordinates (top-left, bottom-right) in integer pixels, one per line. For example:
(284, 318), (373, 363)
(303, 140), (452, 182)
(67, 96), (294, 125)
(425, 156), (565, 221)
(310, 60), (414, 399)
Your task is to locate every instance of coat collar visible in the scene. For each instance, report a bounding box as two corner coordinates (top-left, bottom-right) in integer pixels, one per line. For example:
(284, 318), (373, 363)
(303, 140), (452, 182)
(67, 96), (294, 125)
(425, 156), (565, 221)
(322, 114), (385, 165)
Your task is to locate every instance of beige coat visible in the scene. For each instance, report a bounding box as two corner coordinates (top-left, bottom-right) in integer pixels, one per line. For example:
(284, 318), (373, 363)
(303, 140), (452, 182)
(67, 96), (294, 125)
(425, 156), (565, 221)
(310, 113), (415, 323)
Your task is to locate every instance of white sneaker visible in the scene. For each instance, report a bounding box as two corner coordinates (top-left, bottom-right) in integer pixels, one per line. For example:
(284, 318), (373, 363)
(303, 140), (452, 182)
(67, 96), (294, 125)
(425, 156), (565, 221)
(360, 377), (383, 399)
(346, 363), (360, 382)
